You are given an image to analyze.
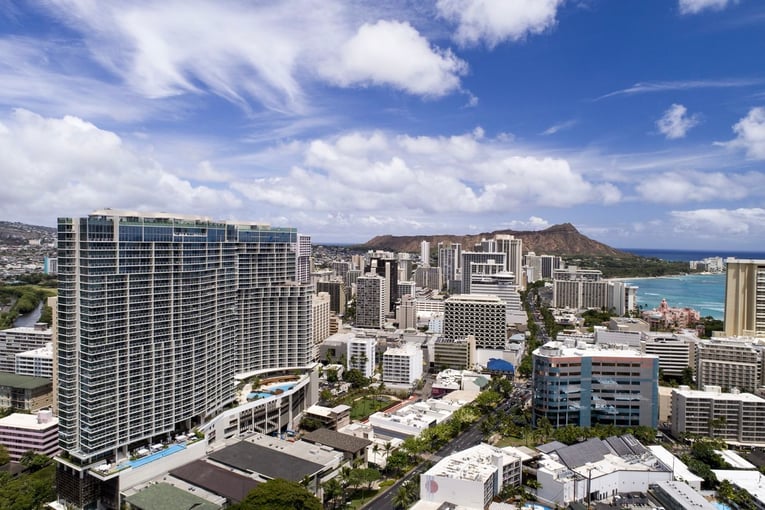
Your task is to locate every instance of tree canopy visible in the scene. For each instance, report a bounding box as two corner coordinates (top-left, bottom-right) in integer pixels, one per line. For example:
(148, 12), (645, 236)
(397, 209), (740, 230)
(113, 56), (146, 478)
(229, 478), (321, 510)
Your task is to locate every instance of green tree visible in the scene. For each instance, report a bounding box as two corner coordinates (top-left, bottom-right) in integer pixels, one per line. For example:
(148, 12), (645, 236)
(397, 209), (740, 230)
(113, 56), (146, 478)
(322, 478), (343, 510)
(229, 478), (321, 510)
(0, 444), (9, 466)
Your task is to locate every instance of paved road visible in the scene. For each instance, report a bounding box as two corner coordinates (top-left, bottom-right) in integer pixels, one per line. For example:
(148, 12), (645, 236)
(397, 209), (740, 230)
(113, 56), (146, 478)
(362, 416), (487, 510)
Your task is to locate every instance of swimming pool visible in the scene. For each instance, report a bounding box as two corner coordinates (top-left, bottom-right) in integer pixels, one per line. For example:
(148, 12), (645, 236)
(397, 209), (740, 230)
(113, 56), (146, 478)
(248, 392), (273, 399)
(247, 383), (296, 400)
(126, 443), (186, 469)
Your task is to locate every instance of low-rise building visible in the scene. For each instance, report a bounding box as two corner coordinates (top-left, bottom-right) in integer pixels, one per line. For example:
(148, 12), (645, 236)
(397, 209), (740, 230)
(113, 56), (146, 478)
(303, 404), (351, 431)
(0, 323), (52, 373)
(432, 336), (476, 371)
(369, 398), (463, 439)
(420, 444), (527, 509)
(15, 342), (53, 378)
(535, 435), (672, 507)
(302, 428), (372, 465)
(0, 409), (59, 461)
(0, 372), (52, 411)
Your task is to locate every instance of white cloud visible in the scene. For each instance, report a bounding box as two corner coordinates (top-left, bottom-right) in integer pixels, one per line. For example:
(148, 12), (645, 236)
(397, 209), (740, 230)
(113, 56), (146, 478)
(319, 20), (466, 97)
(541, 119), (577, 136)
(596, 78), (759, 100)
(0, 109), (240, 225)
(670, 208), (765, 237)
(635, 170), (753, 203)
(503, 217), (550, 230)
(678, 0), (738, 15)
(231, 128), (622, 216)
(437, 0), (564, 48)
(656, 104), (700, 139)
(726, 107), (765, 159)
(41, 0), (466, 115)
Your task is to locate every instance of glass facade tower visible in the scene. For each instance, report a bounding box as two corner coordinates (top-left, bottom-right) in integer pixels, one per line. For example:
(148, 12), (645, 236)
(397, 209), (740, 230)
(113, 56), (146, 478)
(57, 211), (312, 465)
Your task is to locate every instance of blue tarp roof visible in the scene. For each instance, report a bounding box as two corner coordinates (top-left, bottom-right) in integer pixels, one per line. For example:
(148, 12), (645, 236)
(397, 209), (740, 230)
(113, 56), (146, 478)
(487, 358), (515, 373)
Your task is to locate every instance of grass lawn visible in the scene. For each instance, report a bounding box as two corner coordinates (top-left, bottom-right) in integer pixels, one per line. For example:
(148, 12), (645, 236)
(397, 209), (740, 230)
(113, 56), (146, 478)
(350, 396), (393, 421)
(494, 436), (530, 448)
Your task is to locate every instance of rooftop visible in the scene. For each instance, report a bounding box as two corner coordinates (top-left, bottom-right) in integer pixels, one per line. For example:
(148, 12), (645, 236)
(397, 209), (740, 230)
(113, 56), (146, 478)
(0, 411), (57, 430)
(170, 460), (259, 503)
(0, 371), (52, 389)
(123, 482), (221, 510)
(302, 428), (372, 454)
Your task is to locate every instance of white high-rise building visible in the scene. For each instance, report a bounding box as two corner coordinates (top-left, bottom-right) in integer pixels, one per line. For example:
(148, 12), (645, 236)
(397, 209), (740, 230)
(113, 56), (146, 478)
(56, 210), (313, 508)
(312, 292), (331, 362)
(356, 274), (386, 329)
(460, 251), (506, 295)
(420, 240), (430, 267)
(724, 258), (765, 337)
(382, 344), (423, 386)
(296, 233), (312, 283)
(438, 242), (461, 292)
(396, 295), (417, 330)
(348, 336), (377, 378)
(495, 235), (523, 289)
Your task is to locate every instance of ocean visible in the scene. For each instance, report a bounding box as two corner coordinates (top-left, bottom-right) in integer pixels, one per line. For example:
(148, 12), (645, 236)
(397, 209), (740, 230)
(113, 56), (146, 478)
(616, 248), (765, 320)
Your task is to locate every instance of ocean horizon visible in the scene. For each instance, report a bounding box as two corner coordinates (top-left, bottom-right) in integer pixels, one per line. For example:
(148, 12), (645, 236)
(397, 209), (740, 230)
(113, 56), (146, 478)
(620, 248), (765, 262)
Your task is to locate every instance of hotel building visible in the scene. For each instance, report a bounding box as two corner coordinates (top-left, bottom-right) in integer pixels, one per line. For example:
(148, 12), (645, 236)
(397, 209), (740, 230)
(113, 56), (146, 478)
(444, 294), (507, 349)
(55, 210), (314, 508)
(724, 258), (765, 337)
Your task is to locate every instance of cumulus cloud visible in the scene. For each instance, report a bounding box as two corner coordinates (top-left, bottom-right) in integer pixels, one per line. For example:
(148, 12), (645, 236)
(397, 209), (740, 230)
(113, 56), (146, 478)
(437, 0), (564, 47)
(0, 109), (240, 224)
(41, 0), (466, 114)
(671, 208), (765, 237)
(725, 107), (765, 159)
(319, 20), (466, 97)
(503, 217), (551, 230)
(635, 170), (753, 203)
(656, 104), (700, 139)
(678, 0), (738, 15)
(231, 128), (622, 216)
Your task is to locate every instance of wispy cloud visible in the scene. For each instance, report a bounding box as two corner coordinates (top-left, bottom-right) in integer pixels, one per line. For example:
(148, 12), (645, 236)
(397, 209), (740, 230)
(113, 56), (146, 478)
(541, 119), (577, 136)
(596, 78), (760, 100)
(41, 0), (467, 116)
(678, 0), (738, 15)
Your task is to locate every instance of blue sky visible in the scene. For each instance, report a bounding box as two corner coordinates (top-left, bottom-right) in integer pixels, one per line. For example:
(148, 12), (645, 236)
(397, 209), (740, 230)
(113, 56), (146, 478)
(1, 0), (764, 249)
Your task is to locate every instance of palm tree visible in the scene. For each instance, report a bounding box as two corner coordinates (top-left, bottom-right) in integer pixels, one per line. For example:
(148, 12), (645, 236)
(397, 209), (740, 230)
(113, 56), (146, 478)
(322, 478), (343, 510)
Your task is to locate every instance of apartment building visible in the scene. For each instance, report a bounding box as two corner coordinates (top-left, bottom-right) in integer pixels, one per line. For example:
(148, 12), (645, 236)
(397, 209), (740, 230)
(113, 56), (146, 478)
(641, 332), (696, 378)
(382, 344), (423, 386)
(696, 338), (765, 392)
(671, 385), (765, 445)
(347, 336), (376, 378)
(0, 323), (52, 373)
(356, 274), (386, 329)
(15, 342), (53, 378)
(312, 292), (331, 362)
(317, 279), (347, 316)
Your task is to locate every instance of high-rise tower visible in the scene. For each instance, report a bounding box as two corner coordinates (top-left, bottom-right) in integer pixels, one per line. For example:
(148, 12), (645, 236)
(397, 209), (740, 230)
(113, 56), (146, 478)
(724, 258), (765, 337)
(56, 210), (312, 469)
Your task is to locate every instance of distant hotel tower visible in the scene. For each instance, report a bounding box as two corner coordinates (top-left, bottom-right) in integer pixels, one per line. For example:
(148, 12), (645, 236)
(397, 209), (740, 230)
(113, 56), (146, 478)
(724, 258), (765, 337)
(56, 211), (312, 474)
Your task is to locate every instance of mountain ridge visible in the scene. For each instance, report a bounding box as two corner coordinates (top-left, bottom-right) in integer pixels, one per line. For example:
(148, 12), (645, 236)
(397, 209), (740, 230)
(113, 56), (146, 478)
(361, 223), (632, 257)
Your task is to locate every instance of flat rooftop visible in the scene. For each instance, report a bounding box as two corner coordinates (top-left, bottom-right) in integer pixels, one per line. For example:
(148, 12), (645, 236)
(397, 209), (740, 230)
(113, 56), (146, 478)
(0, 412), (57, 430)
(170, 460), (259, 503)
(123, 482), (221, 510)
(302, 428), (372, 454)
(0, 371), (51, 389)
(209, 440), (325, 482)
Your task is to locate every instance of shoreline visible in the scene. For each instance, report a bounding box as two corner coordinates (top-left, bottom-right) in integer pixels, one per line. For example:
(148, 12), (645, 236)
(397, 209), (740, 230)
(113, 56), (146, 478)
(607, 272), (723, 283)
